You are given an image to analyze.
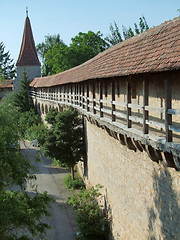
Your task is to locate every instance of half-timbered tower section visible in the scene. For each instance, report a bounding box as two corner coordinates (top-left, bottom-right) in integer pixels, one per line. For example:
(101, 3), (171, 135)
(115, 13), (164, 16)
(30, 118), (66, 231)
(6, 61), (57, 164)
(30, 17), (180, 239)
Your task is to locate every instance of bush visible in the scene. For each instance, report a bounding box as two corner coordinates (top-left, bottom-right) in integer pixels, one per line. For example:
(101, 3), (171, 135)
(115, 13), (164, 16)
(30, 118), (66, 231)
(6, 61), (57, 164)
(64, 174), (85, 190)
(19, 110), (41, 139)
(67, 185), (108, 240)
(52, 158), (69, 169)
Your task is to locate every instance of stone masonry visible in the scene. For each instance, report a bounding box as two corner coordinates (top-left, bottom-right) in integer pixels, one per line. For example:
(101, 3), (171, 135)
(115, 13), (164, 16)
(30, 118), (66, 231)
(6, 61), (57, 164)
(79, 120), (180, 240)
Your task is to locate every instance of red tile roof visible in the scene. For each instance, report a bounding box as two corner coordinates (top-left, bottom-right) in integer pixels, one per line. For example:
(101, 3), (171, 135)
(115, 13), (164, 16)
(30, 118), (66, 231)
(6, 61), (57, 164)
(0, 80), (13, 88)
(30, 17), (180, 88)
(16, 17), (41, 66)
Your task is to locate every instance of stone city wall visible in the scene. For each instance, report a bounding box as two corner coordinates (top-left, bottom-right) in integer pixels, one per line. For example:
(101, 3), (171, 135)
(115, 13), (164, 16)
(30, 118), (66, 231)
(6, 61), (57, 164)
(31, 71), (180, 239)
(78, 120), (180, 239)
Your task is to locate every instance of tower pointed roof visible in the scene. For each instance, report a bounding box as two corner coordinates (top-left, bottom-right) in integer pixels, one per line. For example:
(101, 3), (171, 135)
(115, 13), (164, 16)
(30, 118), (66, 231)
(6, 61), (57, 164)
(16, 15), (41, 66)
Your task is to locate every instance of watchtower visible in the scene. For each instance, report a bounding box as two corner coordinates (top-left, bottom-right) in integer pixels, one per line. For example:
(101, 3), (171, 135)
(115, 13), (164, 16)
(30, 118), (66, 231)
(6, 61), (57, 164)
(13, 10), (41, 91)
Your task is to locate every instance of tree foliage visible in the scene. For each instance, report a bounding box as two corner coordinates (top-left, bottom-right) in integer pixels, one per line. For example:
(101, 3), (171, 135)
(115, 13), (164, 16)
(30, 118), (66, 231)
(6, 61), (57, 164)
(18, 109), (41, 139)
(105, 16), (149, 45)
(37, 16), (149, 75)
(105, 21), (123, 46)
(0, 98), (53, 239)
(67, 185), (108, 240)
(38, 31), (108, 76)
(14, 71), (34, 112)
(36, 34), (66, 76)
(45, 43), (70, 74)
(68, 31), (108, 68)
(43, 107), (85, 179)
(0, 41), (16, 79)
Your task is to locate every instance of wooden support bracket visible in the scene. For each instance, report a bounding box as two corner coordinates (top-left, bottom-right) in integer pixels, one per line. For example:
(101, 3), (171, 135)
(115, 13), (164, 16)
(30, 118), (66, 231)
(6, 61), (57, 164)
(117, 133), (126, 145)
(163, 152), (176, 168)
(132, 139), (144, 152)
(164, 75), (172, 142)
(146, 145), (162, 163)
(125, 136), (136, 151)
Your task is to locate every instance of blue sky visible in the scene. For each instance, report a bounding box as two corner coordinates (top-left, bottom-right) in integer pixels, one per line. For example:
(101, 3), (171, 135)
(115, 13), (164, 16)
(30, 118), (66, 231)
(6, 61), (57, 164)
(0, 0), (179, 63)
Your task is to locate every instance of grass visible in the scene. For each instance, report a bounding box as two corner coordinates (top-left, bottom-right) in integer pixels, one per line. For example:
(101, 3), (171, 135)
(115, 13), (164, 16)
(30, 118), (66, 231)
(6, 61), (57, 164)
(64, 173), (85, 190)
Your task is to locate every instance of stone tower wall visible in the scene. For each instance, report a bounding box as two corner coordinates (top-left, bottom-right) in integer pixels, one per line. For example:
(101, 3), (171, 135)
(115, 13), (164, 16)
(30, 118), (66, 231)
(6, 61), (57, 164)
(13, 65), (41, 91)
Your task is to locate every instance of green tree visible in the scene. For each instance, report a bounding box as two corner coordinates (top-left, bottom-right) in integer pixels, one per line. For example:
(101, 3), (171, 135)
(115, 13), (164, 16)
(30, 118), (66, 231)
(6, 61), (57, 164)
(36, 34), (66, 76)
(105, 21), (123, 46)
(18, 109), (41, 139)
(0, 98), (53, 240)
(14, 70), (34, 112)
(0, 42), (16, 79)
(44, 107), (85, 179)
(45, 43), (70, 75)
(106, 16), (149, 45)
(67, 185), (108, 240)
(67, 31), (108, 68)
(40, 31), (108, 75)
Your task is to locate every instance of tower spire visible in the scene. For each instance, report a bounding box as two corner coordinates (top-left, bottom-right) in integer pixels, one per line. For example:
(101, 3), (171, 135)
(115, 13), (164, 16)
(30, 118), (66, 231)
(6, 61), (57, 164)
(26, 7), (28, 17)
(16, 14), (41, 66)
(13, 12), (41, 92)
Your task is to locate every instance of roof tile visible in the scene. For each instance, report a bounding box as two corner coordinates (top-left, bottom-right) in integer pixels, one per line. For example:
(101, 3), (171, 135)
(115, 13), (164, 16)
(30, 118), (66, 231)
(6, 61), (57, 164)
(30, 17), (180, 88)
(0, 80), (13, 88)
(16, 17), (41, 66)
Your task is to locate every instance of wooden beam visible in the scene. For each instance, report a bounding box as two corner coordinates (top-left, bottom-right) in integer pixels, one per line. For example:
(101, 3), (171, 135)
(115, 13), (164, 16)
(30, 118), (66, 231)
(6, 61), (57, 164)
(111, 79), (116, 121)
(87, 83), (89, 112)
(67, 85), (69, 103)
(143, 78), (149, 134)
(71, 84), (73, 104)
(74, 84), (77, 105)
(59, 86), (61, 101)
(99, 80), (103, 118)
(126, 80), (131, 128)
(82, 83), (85, 109)
(63, 85), (66, 102)
(168, 109), (180, 115)
(104, 80), (107, 97)
(79, 84), (81, 107)
(164, 75), (172, 142)
(92, 81), (96, 114)
(117, 79), (120, 97)
(76, 84), (78, 105)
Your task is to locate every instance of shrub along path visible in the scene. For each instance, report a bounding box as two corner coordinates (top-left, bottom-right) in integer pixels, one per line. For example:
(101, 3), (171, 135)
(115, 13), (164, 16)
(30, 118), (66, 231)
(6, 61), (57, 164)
(20, 140), (78, 240)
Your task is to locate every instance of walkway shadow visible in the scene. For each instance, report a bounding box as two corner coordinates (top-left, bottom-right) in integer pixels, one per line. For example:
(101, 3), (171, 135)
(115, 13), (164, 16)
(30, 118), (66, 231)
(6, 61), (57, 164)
(148, 168), (180, 239)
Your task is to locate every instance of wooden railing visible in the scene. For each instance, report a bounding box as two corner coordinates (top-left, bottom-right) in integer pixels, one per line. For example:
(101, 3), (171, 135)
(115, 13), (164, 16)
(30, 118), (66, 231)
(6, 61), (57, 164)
(30, 88), (180, 145)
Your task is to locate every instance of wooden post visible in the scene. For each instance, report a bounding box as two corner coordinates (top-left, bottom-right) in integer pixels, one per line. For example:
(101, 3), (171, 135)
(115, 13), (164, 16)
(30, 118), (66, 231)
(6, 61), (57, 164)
(143, 78), (149, 134)
(64, 85), (66, 102)
(73, 84), (75, 105)
(77, 84), (79, 106)
(87, 83), (89, 112)
(79, 84), (81, 107)
(164, 76), (172, 142)
(67, 85), (69, 103)
(93, 81), (96, 114)
(82, 83), (85, 109)
(126, 80), (131, 128)
(71, 84), (73, 104)
(99, 80), (103, 118)
(59, 87), (61, 101)
(111, 79), (116, 121)
(75, 83), (78, 105)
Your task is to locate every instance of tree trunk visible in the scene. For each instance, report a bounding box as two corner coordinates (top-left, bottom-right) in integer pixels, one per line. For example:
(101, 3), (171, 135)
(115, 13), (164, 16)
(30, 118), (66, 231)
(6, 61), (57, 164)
(71, 166), (75, 180)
